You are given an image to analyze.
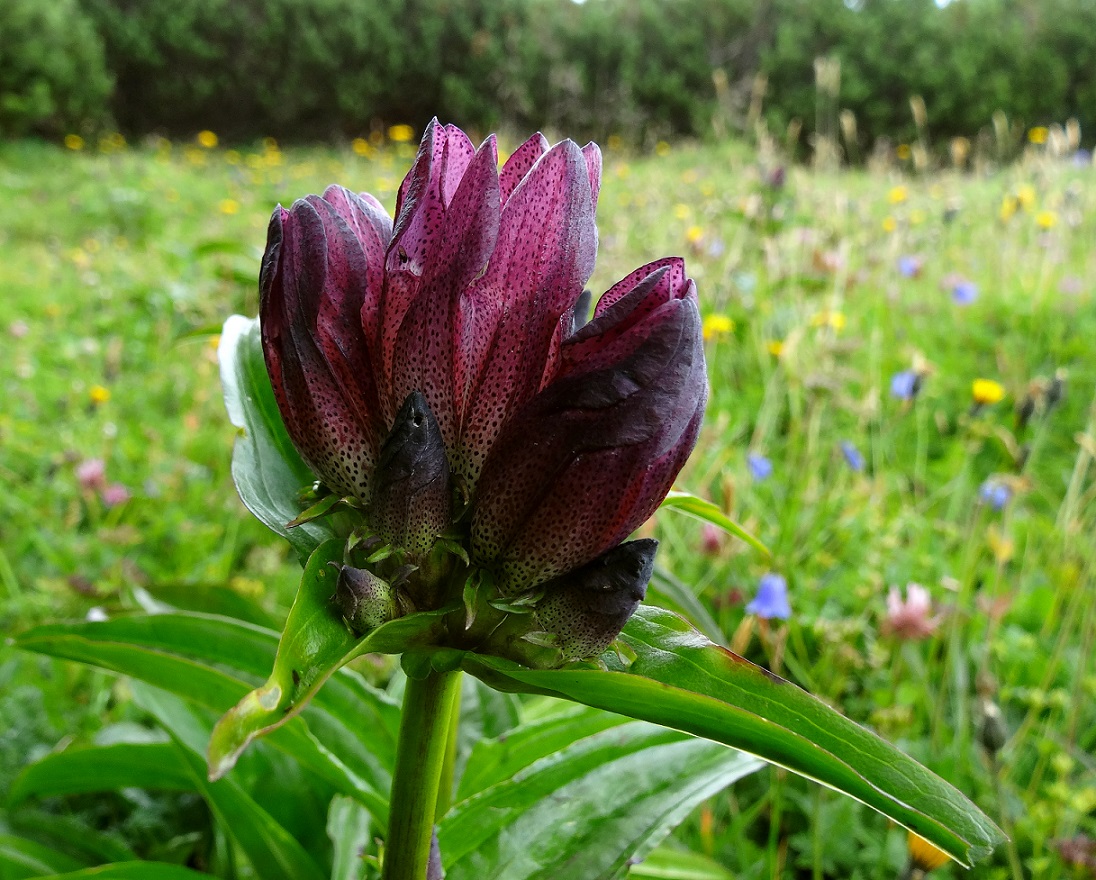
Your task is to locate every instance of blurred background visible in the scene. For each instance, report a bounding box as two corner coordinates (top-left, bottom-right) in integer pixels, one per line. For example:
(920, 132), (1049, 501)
(3, 0), (1096, 151)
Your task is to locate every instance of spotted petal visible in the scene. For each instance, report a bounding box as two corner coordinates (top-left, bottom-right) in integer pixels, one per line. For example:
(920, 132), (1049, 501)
(471, 262), (706, 593)
(454, 139), (600, 486)
(259, 193), (387, 499)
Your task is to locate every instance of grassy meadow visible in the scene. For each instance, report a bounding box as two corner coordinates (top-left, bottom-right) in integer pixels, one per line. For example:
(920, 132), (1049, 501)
(1, 129), (1094, 879)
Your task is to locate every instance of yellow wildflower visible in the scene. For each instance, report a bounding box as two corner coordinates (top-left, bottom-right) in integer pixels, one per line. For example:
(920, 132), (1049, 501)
(655, 141), (671, 156)
(882, 216), (897, 233)
(1035, 210), (1057, 229)
(811, 311), (846, 331)
(1027, 126), (1048, 145)
(90, 385), (111, 405)
(702, 314), (735, 339)
(767, 340), (784, 357)
(219, 199), (239, 215)
(972, 379), (1006, 405)
(388, 124), (415, 143)
(895, 143), (912, 160)
(1016, 184), (1036, 210)
(907, 831), (951, 872)
(673, 203), (690, 220)
(999, 197), (1017, 222)
(64, 134), (85, 151)
(197, 130), (219, 148)
(888, 185), (908, 204)
(686, 225), (704, 244)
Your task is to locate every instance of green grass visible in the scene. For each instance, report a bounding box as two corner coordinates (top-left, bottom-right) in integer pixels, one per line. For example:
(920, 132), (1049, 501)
(1, 133), (1094, 879)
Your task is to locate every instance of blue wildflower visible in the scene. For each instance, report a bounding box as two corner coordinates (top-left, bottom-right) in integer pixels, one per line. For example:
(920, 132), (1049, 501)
(897, 255), (922, 278)
(890, 370), (921, 400)
(951, 278), (978, 305)
(840, 440), (864, 472)
(979, 479), (1012, 511)
(747, 453), (773, 481)
(746, 573), (791, 620)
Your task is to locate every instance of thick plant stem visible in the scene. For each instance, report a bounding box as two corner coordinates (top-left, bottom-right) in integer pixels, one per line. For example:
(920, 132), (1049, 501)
(382, 667), (461, 880)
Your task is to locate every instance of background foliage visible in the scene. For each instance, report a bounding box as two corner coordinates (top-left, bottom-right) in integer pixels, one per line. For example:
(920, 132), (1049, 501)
(4, 0), (1096, 148)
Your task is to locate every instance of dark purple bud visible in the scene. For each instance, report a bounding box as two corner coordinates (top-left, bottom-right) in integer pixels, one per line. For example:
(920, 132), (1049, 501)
(369, 392), (452, 558)
(533, 539), (657, 662)
(472, 259), (706, 594)
(333, 564), (399, 633)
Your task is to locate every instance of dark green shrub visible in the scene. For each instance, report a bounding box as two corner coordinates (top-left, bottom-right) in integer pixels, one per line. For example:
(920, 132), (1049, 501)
(0, 0), (112, 137)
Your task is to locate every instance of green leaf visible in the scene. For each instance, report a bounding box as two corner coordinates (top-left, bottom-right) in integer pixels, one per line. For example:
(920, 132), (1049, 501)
(649, 567), (724, 644)
(37, 864), (224, 879)
(208, 538), (449, 780)
(327, 796), (372, 880)
(0, 835), (87, 879)
(659, 491), (770, 558)
(130, 682), (328, 880)
(460, 606), (1006, 869)
(457, 703), (627, 801)
(14, 612), (397, 823)
(218, 314), (335, 559)
(627, 844), (734, 880)
(5, 810), (137, 866)
(439, 721), (762, 880)
(9, 743), (192, 806)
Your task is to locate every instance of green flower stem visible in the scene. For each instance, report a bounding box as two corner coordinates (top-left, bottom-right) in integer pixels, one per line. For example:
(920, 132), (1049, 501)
(383, 667), (462, 880)
(436, 674), (462, 819)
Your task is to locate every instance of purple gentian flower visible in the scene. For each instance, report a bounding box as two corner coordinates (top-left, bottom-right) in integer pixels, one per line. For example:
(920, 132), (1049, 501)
(840, 441), (864, 472)
(979, 479), (1011, 511)
(746, 573), (791, 620)
(258, 121), (706, 657)
(951, 278), (978, 305)
(890, 370), (921, 400)
(897, 255), (922, 278)
(747, 452), (773, 481)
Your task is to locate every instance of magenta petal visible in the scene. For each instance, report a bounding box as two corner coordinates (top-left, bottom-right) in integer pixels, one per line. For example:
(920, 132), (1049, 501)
(387, 137), (501, 445)
(318, 185), (391, 345)
(471, 286), (706, 593)
(499, 132), (549, 204)
(260, 197), (384, 499)
(581, 142), (602, 212)
(455, 139), (598, 484)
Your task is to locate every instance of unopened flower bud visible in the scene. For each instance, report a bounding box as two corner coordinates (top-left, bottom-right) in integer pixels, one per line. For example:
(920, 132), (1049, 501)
(532, 539), (658, 662)
(978, 699), (1008, 755)
(369, 392), (451, 559)
(333, 564), (399, 633)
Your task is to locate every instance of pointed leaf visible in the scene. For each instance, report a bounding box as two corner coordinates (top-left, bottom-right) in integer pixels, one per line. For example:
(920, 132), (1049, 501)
(130, 683), (328, 880)
(36, 866), (212, 880)
(219, 314), (336, 559)
(659, 491), (770, 559)
(0, 835), (87, 879)
(208, 539), (449, 779)
(627, 844), (735, 880)
(5, 810), (137, 866)
(460, 606), (1005, 869)
(328, 796), (372, 880)
(14, 611), (397, 822)
(648, 566), (724, 644)
(457, 703), (626, 801)
(9, 742), (192, 806)
(439, 721), (761, 880)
